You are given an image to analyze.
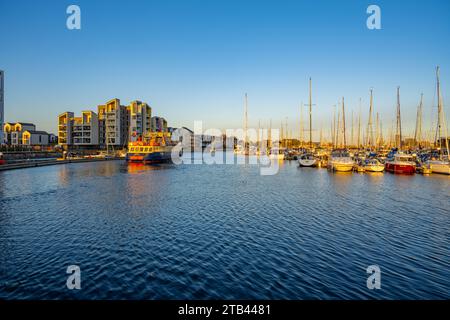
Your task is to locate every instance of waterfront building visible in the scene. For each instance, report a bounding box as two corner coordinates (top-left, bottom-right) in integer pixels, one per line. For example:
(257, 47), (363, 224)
(58, 99), (163, 149)
(22, 130), (49, 146)
(98, 99), (129, 147)
(127, 100), (151, 142)
(150, 116), (168, 132)
(72, 111), (99, 146)
(58, 111), (99, 147)
(58, 112), (74, 145)
(0, 71), (4, 144)
(3, 122), (37, 145)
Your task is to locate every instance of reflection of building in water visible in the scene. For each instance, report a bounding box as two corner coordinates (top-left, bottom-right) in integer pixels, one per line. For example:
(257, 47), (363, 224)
(58, 161), (121, 186)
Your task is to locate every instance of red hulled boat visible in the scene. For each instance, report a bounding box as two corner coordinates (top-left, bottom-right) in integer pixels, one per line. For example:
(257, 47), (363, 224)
(385, 153), (416, 174)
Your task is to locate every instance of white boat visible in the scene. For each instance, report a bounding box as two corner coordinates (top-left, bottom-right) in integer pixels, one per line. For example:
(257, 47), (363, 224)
(426, 159), (450, 175)
(425, 67), (450, 175)
(328, 150), (354, 172)
(298, 153), (317, 167)
(363, 158), (385, 172)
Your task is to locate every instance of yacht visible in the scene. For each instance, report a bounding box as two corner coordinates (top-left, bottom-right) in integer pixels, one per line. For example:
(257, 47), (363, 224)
(328, 150), (354, 172)
(298, 153), (317, 167)
(362, 158), (385, 172)
(385, 152), (416, 174)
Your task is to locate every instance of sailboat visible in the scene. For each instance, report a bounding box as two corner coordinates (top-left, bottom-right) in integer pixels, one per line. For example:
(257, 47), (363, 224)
(426, 66), (450, 175)
(359, 90), (384, 172)
(298, 77), (318, 167)
(385, 87), (416, 174)
(328, 97), (354, 172)
(235, 93), (251, 155)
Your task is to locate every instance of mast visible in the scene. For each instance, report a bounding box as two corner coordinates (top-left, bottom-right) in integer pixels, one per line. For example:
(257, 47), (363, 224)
(257, 119), (261, 152)
(319, 122), (323, 147)
(280, 120), (284, 148)
(435, 66), (450, 156)
(332, 105), (336, 148)
(436, 66), (442, 149)
(358, 99), (361, 149)
(285, 117), (288, 149)
(351, 109), (354, 148)
(336, 105), (340, 148)
(244, 93), (248, 151)
(342, 97), (347, 148)
(380, 117), (383, 148)
(300, 102), (303, 147)
(308, 77), (313, 149)
(367, 88), (374, 149)
(268, 119), (272, 149)
(376, 112), (379, 149)
(396, 86), (402, 149)
(414, 93), (424, 147)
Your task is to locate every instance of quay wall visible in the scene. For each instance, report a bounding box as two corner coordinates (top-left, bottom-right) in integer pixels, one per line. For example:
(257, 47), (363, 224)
(0, 157), (124, 172)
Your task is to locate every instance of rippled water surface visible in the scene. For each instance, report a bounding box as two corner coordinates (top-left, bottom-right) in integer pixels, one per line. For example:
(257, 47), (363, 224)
(0, 156), (449, 299)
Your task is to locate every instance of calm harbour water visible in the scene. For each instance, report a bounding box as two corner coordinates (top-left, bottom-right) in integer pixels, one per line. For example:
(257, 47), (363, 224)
(0, 155), (449, 299)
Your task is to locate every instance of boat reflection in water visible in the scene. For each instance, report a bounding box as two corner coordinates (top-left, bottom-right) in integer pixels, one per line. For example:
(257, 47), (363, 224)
(124, 162), (175, 174)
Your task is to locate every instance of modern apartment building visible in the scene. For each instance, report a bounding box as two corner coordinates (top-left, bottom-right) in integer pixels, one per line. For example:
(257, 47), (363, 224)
(58, 112), (74, 145)
(98, 99), (129, 147)
(128, 100), (151, 142)
(72, 111), (99, 146)
(57, 99), (165, 149)
(0, 70), (4, 144)
(58, 111), (99, 147)
(150, 116), (168, 132)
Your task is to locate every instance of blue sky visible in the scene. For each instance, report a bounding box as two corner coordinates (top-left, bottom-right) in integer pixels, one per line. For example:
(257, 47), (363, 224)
(1, 0), (450, 140)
